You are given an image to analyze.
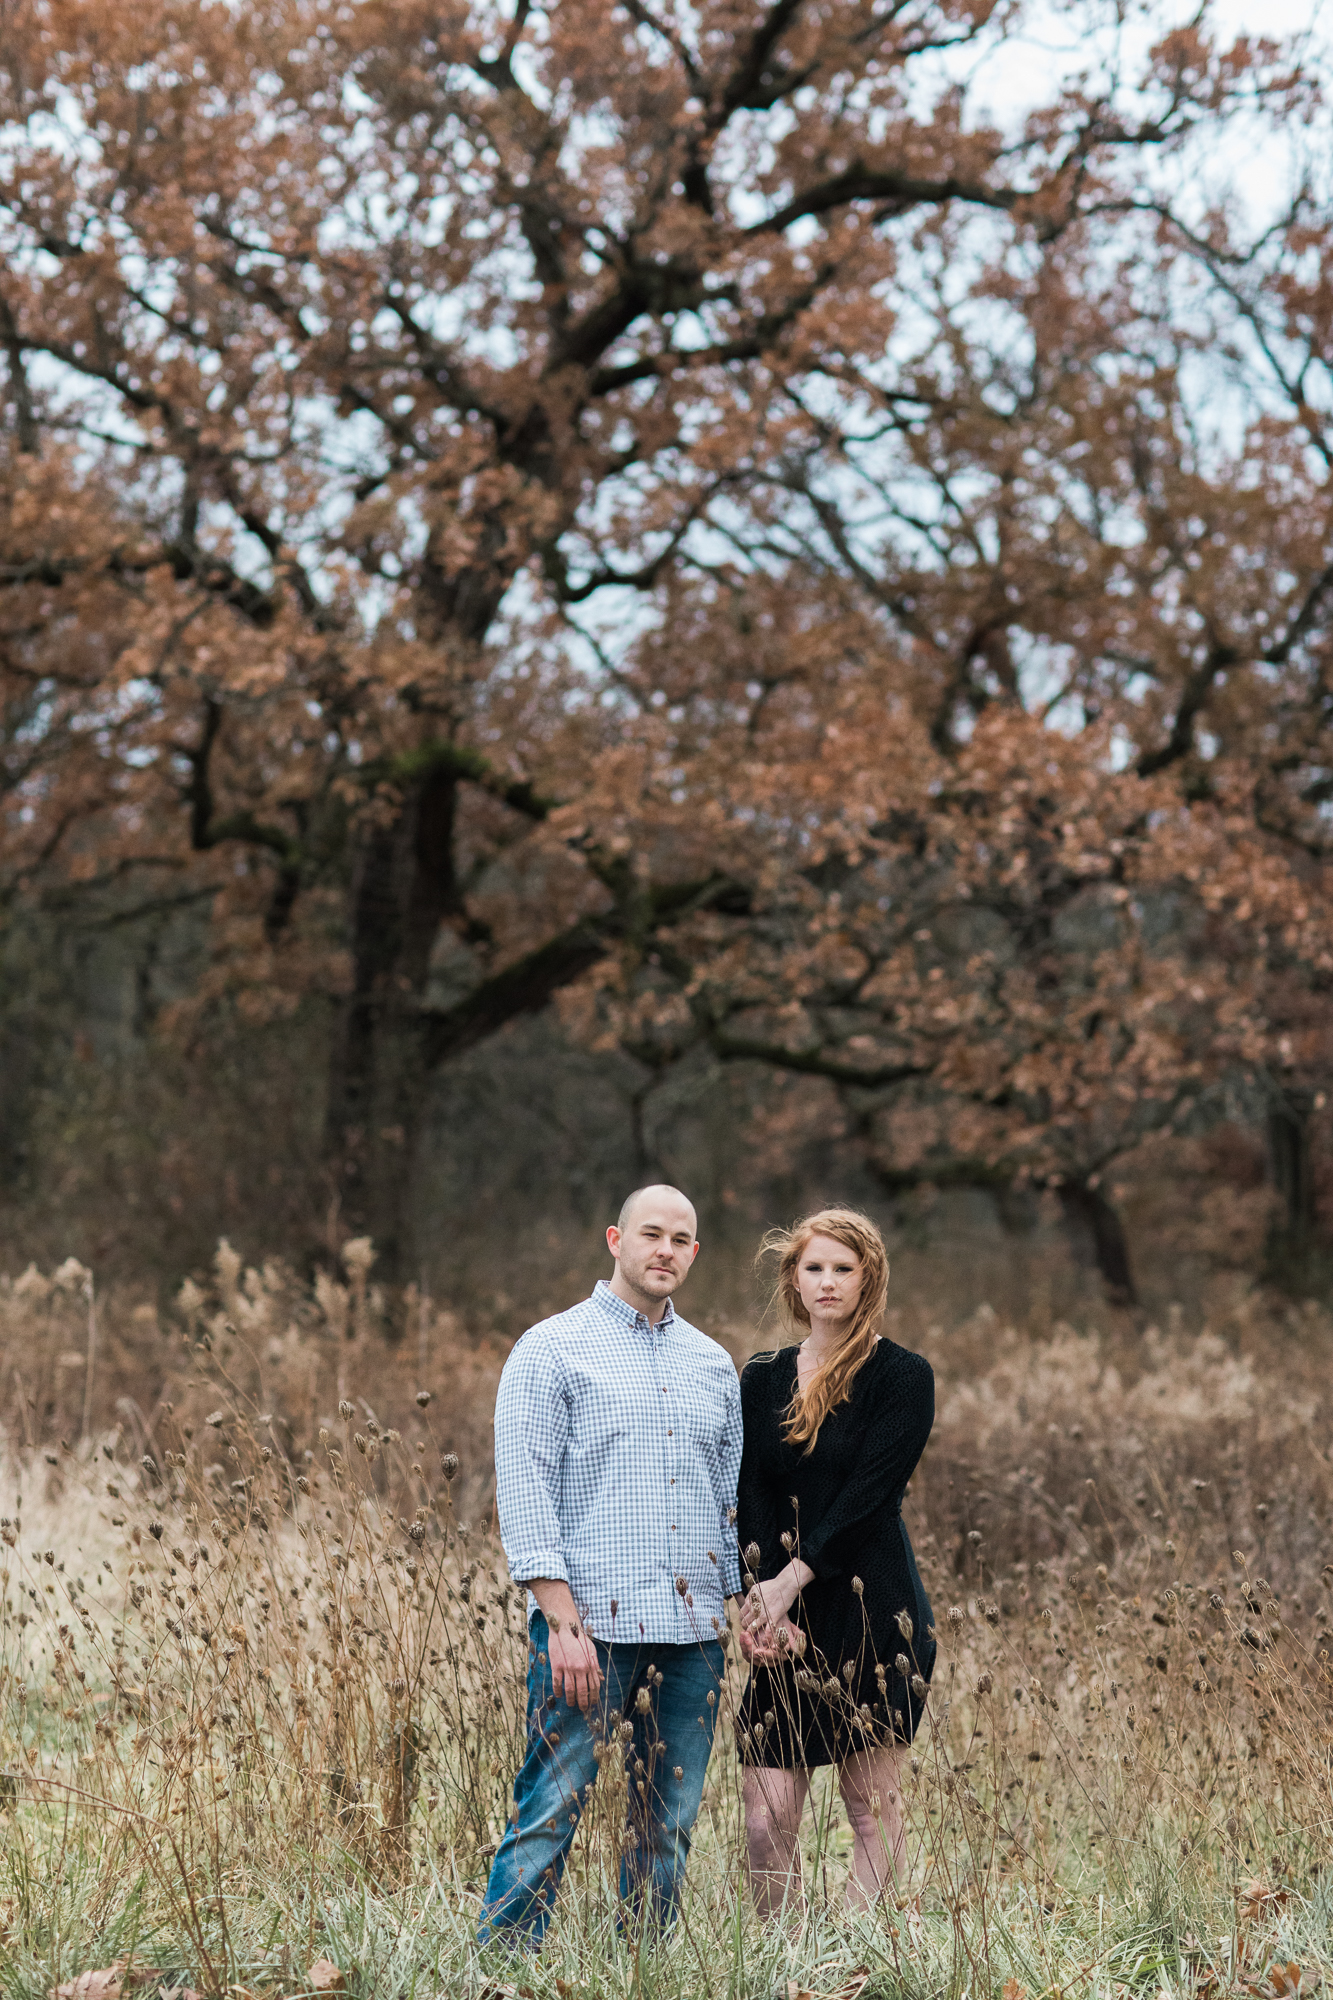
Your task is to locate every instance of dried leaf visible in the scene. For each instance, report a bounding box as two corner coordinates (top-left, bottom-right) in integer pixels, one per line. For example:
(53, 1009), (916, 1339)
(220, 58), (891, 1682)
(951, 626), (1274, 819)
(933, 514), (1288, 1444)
(1238, 1879), (1289, 1920)
(1244, 1966), (1322, 2000)
(52, 1972), (126, 2000)
(1002, 1982), (1030, 2000)
(307, 1964), (346, 1995)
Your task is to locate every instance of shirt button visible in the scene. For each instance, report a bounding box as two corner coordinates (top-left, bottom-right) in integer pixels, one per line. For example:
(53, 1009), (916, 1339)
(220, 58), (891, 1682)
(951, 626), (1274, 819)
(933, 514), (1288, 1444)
(667, 1429), (673, 1437)
(670, 1477), (676, 1485)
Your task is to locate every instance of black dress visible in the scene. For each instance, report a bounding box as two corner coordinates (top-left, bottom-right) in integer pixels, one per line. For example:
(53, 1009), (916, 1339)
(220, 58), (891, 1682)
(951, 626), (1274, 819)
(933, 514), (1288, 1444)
(735, 1339), (935, 1769)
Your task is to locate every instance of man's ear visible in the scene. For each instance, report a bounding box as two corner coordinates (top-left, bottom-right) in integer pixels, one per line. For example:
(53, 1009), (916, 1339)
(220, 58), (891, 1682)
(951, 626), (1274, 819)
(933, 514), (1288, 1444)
(606, 1224), (622, 1261)
(689, 1240), (700, 1263)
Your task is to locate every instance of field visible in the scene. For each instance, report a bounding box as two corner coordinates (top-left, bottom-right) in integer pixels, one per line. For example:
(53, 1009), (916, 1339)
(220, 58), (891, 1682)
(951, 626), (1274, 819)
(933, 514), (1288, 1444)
(2, 1247), (1332, 2000)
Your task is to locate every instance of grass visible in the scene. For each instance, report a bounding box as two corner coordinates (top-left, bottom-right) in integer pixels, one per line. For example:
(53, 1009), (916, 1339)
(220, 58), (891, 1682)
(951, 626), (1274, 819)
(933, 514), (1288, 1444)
(1, 1246), (1332, 1999)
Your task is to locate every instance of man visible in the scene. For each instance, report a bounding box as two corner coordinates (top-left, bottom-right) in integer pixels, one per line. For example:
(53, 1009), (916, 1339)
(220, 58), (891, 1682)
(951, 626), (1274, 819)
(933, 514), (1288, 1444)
(478, 1184), (743, 1946)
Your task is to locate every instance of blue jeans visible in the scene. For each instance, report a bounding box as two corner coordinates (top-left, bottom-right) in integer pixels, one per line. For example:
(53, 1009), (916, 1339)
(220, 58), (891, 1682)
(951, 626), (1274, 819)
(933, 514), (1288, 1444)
(478, 1614), (724, 1947)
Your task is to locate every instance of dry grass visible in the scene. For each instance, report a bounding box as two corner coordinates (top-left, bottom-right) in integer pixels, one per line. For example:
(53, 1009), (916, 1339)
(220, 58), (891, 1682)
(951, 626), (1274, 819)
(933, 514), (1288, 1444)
(1, 1246), (1332, 2000)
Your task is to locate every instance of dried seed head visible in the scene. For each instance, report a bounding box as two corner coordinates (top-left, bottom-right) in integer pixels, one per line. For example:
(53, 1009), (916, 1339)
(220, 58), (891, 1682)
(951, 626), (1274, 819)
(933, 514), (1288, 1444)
(910, 1674), (927, 1698)
(976, 1672), (993, 1695)
(338, 1401), (354, 1420)
(206, 1411), (226, 1429)
(353, 1434), (368, 1455)
(390, 1677), (407, 1698)
(851, 1576), (864, 1597)
(985, 1602), (1000, 1625)
(896, 1610), (914, 1642)
(636, 1687), (651, 1714)
(744, 1542), (761, 1570)
(780, 1531), (794, 1552)
(415, 1391), (431, 1408)
(408, 1521), (426, 1544)
(947, 1606), (965, 1625)
(895, 1653), (910, 1678)
(149, 1521), (164, 1541)
(675, 1575), (688, 1596)
(441, 1453), (460, 1481)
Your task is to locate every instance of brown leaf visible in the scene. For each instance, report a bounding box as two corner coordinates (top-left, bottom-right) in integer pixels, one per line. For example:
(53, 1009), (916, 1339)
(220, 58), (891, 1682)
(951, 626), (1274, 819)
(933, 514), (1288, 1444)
(1238, 1879), (1289, 1920)
(1002, 1982), (1030, 2000)
(52, 1972), (126, 2000)
(1244, 1966), (1322, 2000)
(307, 1964), (346, 1995)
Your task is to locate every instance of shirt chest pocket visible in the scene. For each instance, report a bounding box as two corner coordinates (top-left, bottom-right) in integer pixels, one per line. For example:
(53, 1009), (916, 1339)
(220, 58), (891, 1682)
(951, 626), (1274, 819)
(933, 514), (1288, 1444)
(669, 1377), (726, 1454)
(566, 1374), (651, 1456)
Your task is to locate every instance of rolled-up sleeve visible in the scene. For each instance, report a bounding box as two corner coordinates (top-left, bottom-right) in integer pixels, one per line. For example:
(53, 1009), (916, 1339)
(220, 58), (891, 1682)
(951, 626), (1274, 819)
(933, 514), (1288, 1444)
(494, 1328), (570, 1587)
(714, 1362), (744, 1598)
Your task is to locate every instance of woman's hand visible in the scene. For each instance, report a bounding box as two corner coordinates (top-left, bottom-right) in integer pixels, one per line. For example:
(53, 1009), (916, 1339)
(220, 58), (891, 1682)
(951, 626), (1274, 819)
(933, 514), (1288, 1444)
(741, 1613), (806, 1663)
(742, 1574), (799, 1635)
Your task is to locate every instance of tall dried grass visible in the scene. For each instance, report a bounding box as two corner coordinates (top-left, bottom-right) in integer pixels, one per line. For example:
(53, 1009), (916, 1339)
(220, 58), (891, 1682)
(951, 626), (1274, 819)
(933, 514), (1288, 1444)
(1, 1246), (1331, 1999)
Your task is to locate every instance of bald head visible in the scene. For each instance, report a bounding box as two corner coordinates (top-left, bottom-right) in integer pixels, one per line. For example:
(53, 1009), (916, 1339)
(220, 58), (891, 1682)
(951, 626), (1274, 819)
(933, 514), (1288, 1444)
(617, 1183), (697, 1237)
(607, 1184), (699, 1321)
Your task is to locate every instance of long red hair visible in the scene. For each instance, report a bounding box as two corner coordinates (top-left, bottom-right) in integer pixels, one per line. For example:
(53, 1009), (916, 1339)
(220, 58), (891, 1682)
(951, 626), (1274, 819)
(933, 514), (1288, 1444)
(760, 1207), (890, 1452)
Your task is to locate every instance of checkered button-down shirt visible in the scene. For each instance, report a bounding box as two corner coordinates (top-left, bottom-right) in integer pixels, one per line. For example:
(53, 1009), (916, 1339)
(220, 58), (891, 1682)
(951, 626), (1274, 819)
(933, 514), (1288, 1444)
(494, 1280), (743, 1645)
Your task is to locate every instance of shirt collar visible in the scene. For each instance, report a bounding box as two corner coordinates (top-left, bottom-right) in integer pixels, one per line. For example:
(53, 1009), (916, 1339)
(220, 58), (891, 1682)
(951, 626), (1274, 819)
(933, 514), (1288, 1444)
(593, 1277), (676, 1335)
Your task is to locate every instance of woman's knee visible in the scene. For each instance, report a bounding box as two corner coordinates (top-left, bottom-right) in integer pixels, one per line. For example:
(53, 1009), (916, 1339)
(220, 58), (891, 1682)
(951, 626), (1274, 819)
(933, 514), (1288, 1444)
(743, 1772), (803, 1860)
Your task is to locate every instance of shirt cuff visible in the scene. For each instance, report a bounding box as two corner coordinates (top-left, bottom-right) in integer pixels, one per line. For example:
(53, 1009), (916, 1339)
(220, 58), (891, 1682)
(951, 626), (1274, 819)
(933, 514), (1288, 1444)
(505, 1547), (569, 1587)
(720, 1550), (742, 1597)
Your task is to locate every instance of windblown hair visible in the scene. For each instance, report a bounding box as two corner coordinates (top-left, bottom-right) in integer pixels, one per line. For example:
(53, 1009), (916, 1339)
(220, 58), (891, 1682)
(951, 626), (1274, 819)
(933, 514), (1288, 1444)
(761, 1207), (890, 1453)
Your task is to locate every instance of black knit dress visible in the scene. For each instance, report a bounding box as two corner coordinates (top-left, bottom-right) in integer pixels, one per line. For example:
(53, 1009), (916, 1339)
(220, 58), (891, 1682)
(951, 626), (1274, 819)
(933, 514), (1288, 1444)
(735, 1340), (935, 1769)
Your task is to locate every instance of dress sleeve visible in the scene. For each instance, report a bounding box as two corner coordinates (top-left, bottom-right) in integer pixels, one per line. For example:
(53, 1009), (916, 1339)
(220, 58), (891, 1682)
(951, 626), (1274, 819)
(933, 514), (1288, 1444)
(798, 1355), (934, 1582)
(736, 1359), (785, 1583)
(493, 1326), (571, 1587)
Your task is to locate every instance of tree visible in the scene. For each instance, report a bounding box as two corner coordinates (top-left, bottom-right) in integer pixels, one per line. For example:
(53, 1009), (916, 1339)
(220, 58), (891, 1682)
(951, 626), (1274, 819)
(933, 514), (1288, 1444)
(0, 0), (1322, 1282)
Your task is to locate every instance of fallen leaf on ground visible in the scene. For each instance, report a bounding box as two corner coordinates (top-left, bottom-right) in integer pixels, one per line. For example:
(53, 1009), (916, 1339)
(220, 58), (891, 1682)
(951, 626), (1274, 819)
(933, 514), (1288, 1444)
(52, 1968), (127, 1999)
(307, 1963), (345, 1995)
(1002, 1982), (1029, 2000)
(1244, 1966), (1322, 2000)
(1238, 1880), (1289, 1922)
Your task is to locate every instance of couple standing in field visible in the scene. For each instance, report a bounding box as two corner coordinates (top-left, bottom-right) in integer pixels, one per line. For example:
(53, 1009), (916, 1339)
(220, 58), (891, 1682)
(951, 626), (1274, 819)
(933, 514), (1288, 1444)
(477, 1185), (936, 1947)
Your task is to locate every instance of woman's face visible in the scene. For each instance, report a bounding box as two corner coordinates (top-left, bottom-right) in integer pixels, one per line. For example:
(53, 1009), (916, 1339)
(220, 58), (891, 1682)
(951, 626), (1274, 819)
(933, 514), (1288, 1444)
(794, 1232), (864, 1329)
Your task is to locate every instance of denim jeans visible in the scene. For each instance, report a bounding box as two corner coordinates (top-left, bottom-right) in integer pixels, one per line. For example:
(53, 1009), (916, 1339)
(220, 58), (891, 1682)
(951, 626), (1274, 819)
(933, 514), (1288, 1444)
(477, 1613), (725, 1947)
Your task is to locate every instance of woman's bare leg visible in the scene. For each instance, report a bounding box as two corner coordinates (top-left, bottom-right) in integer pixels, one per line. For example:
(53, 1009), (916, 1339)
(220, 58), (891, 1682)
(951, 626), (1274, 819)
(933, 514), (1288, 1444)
(837, 1743), (906, 1910)
(742, 1764), (810, 1918)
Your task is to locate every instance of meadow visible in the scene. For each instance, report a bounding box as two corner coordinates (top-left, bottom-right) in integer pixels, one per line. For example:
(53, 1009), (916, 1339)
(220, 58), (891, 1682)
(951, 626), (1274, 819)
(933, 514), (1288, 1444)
(1, 1245), (1332, 2000)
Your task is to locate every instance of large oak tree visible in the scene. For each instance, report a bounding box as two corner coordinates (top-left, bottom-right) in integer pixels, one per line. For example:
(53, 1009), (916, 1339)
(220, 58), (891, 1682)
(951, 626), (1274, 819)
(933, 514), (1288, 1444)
(2, 0), (1326, 1285)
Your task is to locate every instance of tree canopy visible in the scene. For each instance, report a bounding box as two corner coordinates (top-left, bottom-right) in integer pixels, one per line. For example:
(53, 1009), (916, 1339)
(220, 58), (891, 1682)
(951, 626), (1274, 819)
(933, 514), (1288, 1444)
(3, 0), (1331, 1288)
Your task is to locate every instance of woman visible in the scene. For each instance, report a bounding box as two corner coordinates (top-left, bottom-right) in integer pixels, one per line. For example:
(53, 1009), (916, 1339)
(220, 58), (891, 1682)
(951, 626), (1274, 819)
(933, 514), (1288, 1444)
(735, 1206), (935, 1914)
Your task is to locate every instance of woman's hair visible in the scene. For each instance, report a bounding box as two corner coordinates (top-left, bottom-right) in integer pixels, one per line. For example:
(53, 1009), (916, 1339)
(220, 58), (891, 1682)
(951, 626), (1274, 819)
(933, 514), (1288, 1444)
(760, 1206), (890, 1453)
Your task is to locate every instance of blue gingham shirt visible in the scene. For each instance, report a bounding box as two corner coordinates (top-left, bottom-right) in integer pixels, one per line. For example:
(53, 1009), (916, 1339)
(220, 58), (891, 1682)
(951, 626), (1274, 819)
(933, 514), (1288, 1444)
(494, 1280), (743, 1645)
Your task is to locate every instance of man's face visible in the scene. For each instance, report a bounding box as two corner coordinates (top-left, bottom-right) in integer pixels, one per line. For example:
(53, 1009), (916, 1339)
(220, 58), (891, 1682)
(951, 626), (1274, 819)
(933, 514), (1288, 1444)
(607, 1191), (699, 1301)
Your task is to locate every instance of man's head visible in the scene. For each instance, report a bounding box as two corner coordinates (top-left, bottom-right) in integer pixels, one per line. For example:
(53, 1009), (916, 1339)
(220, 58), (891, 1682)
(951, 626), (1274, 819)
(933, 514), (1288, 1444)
(606, 1184), (699, 1312)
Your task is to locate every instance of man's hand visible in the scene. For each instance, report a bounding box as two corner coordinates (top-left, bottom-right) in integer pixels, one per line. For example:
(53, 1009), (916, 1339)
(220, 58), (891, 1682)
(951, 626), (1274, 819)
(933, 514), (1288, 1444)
(529, 1578), (603, 1711)
(546, 1618), (602, 1710)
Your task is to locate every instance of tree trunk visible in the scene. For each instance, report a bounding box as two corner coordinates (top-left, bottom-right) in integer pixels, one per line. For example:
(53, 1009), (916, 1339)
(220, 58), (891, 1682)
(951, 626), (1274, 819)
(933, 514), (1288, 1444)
(323, 766), (461, 1279)
(1266, 1091), (1316, 1289)
(1058, 1178), (1137, 1306)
